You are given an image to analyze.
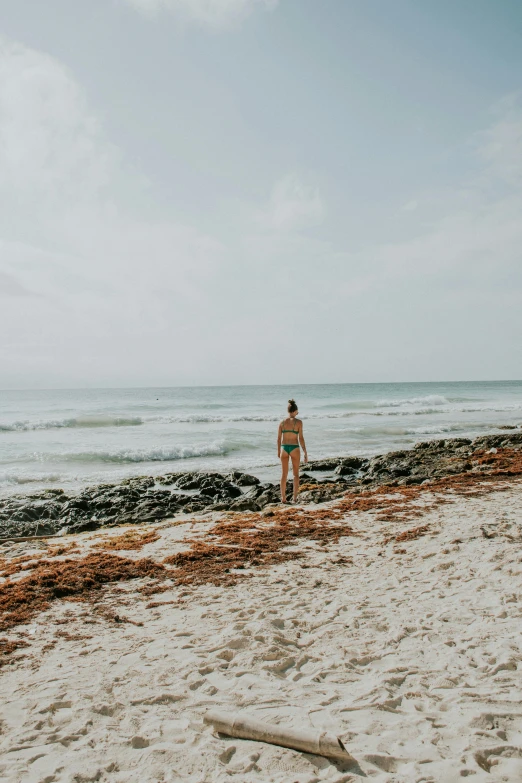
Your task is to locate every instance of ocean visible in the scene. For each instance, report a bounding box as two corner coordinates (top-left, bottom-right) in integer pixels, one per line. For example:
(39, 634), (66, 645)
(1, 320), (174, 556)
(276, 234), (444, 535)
(1, 381), (521, 497)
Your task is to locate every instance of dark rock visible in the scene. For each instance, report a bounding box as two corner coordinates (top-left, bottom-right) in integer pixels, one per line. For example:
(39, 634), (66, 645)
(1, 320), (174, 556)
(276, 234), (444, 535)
(183, 501), (207, 514)
(387, 464), (411, 477)
(143, 489), (172, 500)
(176, 473), (206, 490)
(226, 471), (260, 486)
(155, 473), (182, 485)
(334, 464), (357, 477)
(62, 518), (101, 535)
(302, 458), (341, 471)
(228, 497), (261, 512)
(198, 476), (241, 499)
(171, 494), (195, 507)
(338, 456), (365, 470)
(474, 433), (522, 450)
(208, 500), (234, 511)
(255, 484), (281, 508)
(120, 476), (155, 489)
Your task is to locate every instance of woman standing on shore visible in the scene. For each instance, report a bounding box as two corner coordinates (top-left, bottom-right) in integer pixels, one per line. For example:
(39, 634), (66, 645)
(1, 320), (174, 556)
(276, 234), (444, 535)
(278, 399), (308, 504)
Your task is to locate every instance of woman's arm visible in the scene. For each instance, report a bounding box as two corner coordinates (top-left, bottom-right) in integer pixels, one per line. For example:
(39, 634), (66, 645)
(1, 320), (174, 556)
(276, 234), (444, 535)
(277, 422), (282, 459)
(299, 421), (308, 463)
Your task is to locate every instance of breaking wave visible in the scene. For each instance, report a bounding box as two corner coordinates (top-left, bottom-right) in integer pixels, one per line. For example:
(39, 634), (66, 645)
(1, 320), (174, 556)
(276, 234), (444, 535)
(159, 414), (280, 424)
(34, 442), (231, 464)
(0, 471), (63, 486)
(0, 416), (143, 432)
(376, 394), (450, 408)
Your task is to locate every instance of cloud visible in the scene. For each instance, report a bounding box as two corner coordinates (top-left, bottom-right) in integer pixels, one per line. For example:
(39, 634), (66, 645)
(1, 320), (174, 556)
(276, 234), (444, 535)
(258, 174), (326, 231)
(0, 39), (114, 210)
(1, 33), (521, 387)
(121, 0), (279, 28)
(473, 94), (522, 187)
(0, 37), (224, 387)
(331, 102), (522, 310)
(0, 270), (31, 297)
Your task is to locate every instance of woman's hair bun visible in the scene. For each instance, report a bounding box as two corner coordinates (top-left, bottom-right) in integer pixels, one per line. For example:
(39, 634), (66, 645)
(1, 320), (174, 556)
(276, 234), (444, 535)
(288, 398), (295, 404)
(287, 398), (298, 413)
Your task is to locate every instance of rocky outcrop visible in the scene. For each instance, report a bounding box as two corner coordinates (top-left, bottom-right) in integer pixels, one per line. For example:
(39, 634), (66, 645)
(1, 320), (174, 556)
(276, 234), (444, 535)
(0, 471), (253, 540)
(1, 431), (521, 541)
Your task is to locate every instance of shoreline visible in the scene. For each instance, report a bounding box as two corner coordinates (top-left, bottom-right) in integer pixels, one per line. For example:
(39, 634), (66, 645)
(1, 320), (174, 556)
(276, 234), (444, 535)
(1, 430), (522, 543)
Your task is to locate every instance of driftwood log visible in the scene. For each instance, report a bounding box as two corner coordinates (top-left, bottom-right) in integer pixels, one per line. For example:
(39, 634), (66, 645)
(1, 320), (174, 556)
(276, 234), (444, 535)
(204, 709), (353, 762)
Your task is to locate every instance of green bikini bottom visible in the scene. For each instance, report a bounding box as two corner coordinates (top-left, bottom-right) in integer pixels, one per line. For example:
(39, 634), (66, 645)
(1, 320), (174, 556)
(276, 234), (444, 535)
(282, 444), (299, 454)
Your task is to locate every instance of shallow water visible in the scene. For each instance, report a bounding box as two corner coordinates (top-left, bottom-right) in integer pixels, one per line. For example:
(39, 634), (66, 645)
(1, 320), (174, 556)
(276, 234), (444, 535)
(1, 381), (521, 495)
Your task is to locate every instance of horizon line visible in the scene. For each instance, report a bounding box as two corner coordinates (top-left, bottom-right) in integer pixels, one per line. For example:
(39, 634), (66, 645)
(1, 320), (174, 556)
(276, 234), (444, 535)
(1, 379), (521, 393)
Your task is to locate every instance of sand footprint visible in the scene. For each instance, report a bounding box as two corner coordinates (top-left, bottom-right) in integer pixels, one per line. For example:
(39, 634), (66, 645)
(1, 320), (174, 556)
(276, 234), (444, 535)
(363, 753), (405, 773)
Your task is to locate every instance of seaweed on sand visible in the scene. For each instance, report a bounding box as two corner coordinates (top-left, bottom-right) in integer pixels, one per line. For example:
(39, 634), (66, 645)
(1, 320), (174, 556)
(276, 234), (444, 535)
(0, 637), (29, 666)
(93, 528), (160, 551)
(383, 525), (431, 546)
(164, 505), (359, 586)
(2, 445), (522, 652)
(0, 552), (165, 633)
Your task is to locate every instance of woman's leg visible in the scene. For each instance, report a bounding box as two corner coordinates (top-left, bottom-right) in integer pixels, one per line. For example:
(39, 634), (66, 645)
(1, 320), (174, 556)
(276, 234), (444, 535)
(280, 450), (289, 503)
(290, 447), (300, 502)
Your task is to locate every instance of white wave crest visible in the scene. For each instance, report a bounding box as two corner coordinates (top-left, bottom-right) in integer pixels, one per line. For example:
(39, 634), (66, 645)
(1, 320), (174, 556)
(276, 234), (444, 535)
(158, 414), (280, 424)
(0, 471), (63, 485)
(376, 394), (449, 408)
(0, 416), (143, 432)
(35, 442), (230, 464)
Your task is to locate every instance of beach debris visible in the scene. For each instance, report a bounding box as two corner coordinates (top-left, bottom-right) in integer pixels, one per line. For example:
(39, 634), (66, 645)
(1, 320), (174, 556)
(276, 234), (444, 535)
(163, 507), (358, 586)
(0, 552), (165, 633)
(0, 637), (29, 666)
(204, 709), (354, 762)
(383, 525), (430, 545)
(93, 528), (160, 551)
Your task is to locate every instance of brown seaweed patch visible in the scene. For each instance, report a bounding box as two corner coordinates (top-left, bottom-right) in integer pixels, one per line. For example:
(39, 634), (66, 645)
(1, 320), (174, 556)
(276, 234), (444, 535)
(164, 506), (358, 586)
(384, 525), (430, 545)
(0, 542), (80, 580)
(94, 529), (160, 551)
(0, 637), (29, 666)
(55, 630), (93, 642)
(0, 553), (165, 633)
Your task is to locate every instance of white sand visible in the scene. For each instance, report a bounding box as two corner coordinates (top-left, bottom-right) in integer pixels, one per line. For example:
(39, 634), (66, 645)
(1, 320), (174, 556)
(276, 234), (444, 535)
(1, 483), (522, 783)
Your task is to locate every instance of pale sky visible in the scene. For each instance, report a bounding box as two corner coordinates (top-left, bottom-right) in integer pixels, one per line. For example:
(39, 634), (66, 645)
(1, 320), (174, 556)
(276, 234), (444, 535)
(0, 0), (521, 388)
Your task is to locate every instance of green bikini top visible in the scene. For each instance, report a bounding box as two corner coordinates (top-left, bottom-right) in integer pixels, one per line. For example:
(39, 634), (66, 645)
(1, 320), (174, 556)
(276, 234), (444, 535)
(281, 420), (299, 434)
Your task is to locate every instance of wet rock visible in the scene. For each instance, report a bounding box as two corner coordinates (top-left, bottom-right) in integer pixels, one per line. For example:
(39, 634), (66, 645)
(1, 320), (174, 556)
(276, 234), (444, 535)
(474, 433), (522, 450)
(155, 473), (182, 485)
(255, 484), (281, 508)
(226, 471), (260, 486)
(302, 458), (342, 471)
(228, 497), (262, 512)
(339, 456), (366, 470)
(62, 518), (101, 535)
(176, 473), (206, 490)
(120, 476), (155, 489)
(183, 501), (207, 514)
(171, 494), (196, 508)
(334, 464), (358, 477)
(200, 477), (241, 499)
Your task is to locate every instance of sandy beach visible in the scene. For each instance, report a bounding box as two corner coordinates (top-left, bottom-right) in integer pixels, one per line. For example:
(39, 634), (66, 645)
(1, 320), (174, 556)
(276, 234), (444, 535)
(1, 439), (522, 782)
